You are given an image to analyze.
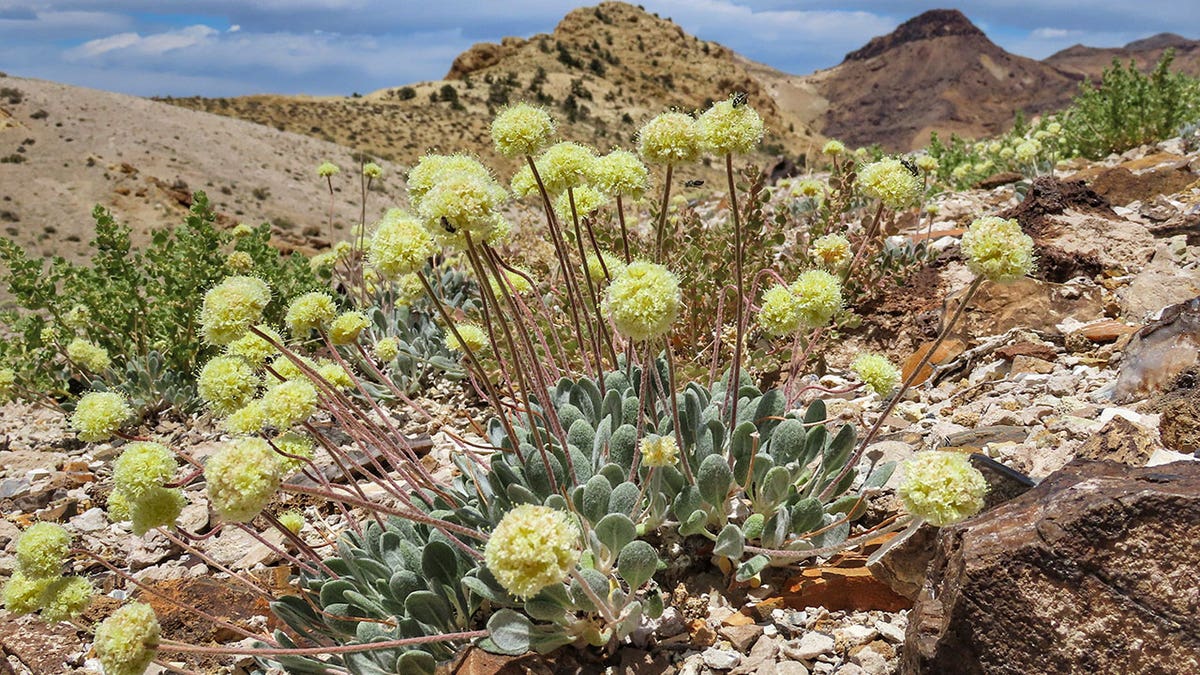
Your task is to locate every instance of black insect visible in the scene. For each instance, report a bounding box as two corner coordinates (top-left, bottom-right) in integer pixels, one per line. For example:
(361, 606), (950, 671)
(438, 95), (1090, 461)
(440, 216), (457, 234)
(684, 179), (705, 188)
(900, 158), (920, 176)
(731, 91), (748, 108)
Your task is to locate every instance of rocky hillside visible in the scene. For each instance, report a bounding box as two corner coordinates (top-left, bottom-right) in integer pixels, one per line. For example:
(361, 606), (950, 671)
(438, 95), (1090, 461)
(1045, 32), (1200, 80)
(795, 9), (1081, 151)
(0, 75), (409, 262)
(161, 2), (821, 181)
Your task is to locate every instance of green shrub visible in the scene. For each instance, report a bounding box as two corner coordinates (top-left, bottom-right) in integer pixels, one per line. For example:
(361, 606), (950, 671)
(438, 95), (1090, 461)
(1064, 50), (1200, 158)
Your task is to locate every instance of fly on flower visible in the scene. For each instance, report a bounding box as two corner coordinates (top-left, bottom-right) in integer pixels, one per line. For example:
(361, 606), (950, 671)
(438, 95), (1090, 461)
(684, 179), (705, 187)
(900, 158), (920, 177)
(731, 91), (749, 108)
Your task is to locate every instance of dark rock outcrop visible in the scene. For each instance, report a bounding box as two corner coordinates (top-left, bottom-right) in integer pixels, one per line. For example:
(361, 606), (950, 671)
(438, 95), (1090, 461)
(904, 459), (1200, 674)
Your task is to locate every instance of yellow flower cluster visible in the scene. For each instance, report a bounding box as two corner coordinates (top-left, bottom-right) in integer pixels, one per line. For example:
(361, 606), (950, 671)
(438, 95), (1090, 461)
(362, 162), (383, 179)
(66, 338), (111, 372)
(197, 355), (260, 416)
(200, 276), (271, 346)
(367, 208), (435, 280)
(553, 185), (608, 224)
(811, 233), (851, 268)
(822, 140), (846, 156)
(604, 261), (681, 341)
(373, 336), (401, 362)
(858, 158), (922, 209)
(898, 451), (988, 526)
(2, 523), (94, 623)
(960, 216), (1035, 283)
(592, 150), (649, 198)
(329, 310), (370, 345)
(640, 435), (679, 468)
(637, 111), (702, 165)
(204, 437), (286, 523)
(225, 325), (280, 365)
(93, 602), (160, 675)
(261, 379), (318, 429)
(70, 391), (133, 442)
(537, 142), (598, 194)
(285, 291), (337, 337)
(851, 353), (900, 396)
(698, 95), (764, 156)
(0, 367), (14, 400)
(445, 323), (489, 354)
(491, 103), (556, 158)
(317, 161), (340, 177)
(585, 250), (623, 285)
(484, 504), (580, 599)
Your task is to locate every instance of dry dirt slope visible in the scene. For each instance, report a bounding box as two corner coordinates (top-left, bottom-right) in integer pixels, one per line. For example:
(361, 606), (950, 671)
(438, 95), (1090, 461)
(0, 75), (410, 263)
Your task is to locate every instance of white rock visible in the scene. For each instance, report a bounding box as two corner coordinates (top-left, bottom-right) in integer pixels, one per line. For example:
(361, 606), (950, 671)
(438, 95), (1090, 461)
(703, 648), (741, 671)
(874, 620), (906, 643)
(1097, 407), (1149, 426)
(70, 507), (108, 533)
(851, 645), (891, 675)
(784, 632), (836, 660)
(836, 624), (879, 646)
(775, 663), (810, 675)
(1147, 448), (1199, 466)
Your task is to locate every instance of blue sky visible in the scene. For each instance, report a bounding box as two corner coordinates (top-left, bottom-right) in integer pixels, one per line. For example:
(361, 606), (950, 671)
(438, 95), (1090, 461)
(1, 1), (1195, 97)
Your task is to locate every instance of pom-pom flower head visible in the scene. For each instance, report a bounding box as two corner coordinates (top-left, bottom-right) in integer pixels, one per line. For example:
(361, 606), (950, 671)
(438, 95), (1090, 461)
(585, 250), (623, 285)
(329, 311), (370, 345)
(93, 602), (160, 675)
(852, 353), (900, 396)
(960, 216), (1035, 283)
(205, 437), (285, 523)
(407, 154), (493, 207)
(757, 285), (802, 337)
(15, 522), (69, 580)
(222, 400), (266, 435)
(491, 103), (556, 158)
(915, 155), (939, 173)
(637, 112), (701, 165)
(811, 233), (851, 268)
(418, 173), (507, 246)
(822, 140), (846, 156)
(362, 162), (383, 179)
(593, 150), (650, 198)
(278, 510), (305, 534)
(698, 95), (764, 156)
(125, 486), (185, 536)
(285, 291), (337, 337)
(788, 270), (843, 328)
(510, 164), (539, 199)
(898, 451), (988, 526)
(197, 356), (260, 416)
(70, 391), (133, 442)
(445, 324), (489, 354)
(858, 158), (922, 209)
(484, 504), (581, 599)
(66, 338), (110, 372)
(554, 185), (608, 224)
(225, 325), (280, 365)
(200, 276), (271, 346)
(368, 209), (436, 280)
(2, 571), (49, 615)
(317, 161), (340, 177)
(604, 261), (681, 341)
(261, 379), (318, 429)
(536, 142), (597, 194)
(640, 435), (679, 468)
(38, 575), (94, 622)
(373, 336), (401, 362)
(112, 442), (177, 501)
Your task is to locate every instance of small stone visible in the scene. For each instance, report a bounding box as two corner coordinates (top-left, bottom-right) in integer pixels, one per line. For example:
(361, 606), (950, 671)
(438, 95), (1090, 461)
(834, 665), (868, 675)
(775, 663), (810, 675)
(689, 619), (717, 647)
(783, 632), (835, 661)
(836, 624), (879, 647)
(1010, 355), (1055, 375)
(719, 623), (763, 652)
(703, 648), (741, 671)
(873, 620), (905, 644)
(70, 507), (108, 533)
(850, 644), (891, 675)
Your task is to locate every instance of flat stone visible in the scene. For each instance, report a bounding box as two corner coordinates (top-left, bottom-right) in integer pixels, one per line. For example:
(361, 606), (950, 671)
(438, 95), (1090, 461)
(69, 507), (108, 533)
(1114, 296), (1200, 401)
(783, 632), (835, 661)
(849, 643), (892, 675)
(874, 620), (905, 644)
(904, 459), (1200, 673)
(702, 648), (741, 671)
(719, 623), (764, 652)
(775, 663), (810, 675)
(835, 624), (879, 647)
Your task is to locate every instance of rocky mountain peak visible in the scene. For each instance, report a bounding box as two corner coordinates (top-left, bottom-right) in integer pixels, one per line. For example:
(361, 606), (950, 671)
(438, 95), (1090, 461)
(844, 9), (986, 62)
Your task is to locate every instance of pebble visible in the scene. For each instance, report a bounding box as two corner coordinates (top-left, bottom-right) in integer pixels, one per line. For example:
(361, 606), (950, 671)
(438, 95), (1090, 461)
(775, 663), (810, 675)
(850, 645), (892, 675)
(783, 632), (836, 661)
(836, 624), (879, 646)
(70, 507), (109, 533)
(873, 620), (905, 644)
(703, 648), (742, 670)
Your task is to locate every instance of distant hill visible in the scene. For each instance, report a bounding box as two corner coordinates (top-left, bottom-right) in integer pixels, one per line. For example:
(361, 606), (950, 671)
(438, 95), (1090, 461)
(0, 76), (409, 263)
(1044, 32), (1200, 80)
(796, 9), (1081, 150)
(160, 2), (823, 182)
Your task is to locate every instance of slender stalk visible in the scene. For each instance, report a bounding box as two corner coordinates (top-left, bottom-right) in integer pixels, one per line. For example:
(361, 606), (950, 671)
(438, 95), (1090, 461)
(569, 187), (618, 371)
(662, 335), (693, 483)
(615, 194), (633, 263)
(723, 153), (747, 429)
(653, 164), (674, 261)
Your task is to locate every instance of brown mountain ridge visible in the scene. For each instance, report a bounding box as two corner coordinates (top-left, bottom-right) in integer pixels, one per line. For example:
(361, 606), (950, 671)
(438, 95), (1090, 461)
(1045, 32), (1200, 81)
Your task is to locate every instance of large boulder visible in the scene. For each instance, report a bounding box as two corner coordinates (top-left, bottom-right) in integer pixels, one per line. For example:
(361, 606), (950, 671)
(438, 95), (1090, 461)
(904, 459), (1200, 674)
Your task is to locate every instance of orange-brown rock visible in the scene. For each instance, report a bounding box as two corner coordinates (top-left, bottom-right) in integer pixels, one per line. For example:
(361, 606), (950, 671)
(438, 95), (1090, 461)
(782, 562), (912, 613)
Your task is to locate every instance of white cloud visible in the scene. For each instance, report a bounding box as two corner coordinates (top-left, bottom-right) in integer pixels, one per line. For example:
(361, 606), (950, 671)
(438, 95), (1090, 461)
(68, 24), (218, 58)
(1031, 27), (1072, 39)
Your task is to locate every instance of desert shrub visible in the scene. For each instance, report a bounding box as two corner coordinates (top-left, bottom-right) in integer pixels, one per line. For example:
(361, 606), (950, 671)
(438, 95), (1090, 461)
(0, 192), (321, 410)
(1063, 50), (1200, 158)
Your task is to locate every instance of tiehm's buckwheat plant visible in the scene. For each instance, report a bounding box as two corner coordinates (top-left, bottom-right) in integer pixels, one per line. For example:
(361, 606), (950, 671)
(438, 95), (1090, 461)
(9, 96), (1036, 674)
